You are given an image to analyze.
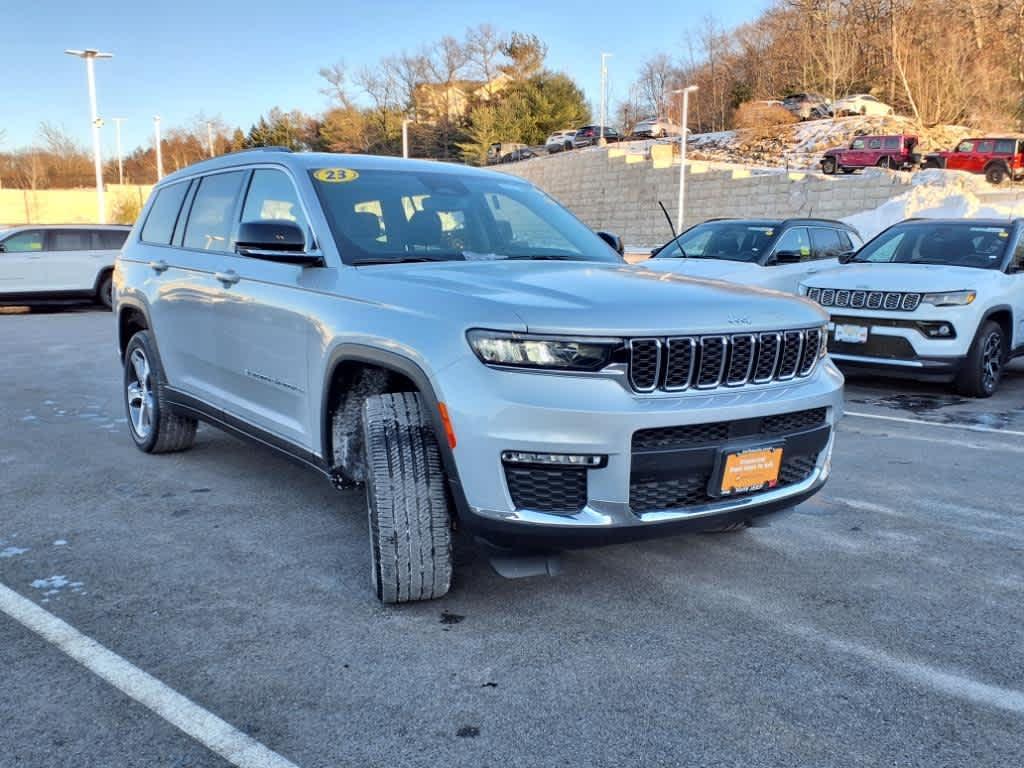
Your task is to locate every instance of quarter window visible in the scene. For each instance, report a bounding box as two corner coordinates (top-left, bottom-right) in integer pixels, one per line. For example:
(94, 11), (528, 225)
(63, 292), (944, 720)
(141, 181), (190, 245)
(183, 171), (246, 252)
(1, 229), (45, 253)
(241, 169), (309, 234)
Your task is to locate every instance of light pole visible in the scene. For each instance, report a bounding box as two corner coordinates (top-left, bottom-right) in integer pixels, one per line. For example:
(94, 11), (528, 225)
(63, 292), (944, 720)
(672, 85), (699, 233)
(599, 52), (612, 144)
(207, 121), (215, 158)
(112, 117), (126, 185)
(65, 48), (112, 223)
(402, 118), (412, 159)
(153, 115), (164, 180)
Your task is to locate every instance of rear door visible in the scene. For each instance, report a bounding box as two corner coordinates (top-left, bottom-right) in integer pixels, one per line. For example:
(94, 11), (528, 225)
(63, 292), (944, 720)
(974, 140), (995, 173)
(44, 228), (105, 291)
(0, 229), (48, 293)
(210, 166), (320, 449)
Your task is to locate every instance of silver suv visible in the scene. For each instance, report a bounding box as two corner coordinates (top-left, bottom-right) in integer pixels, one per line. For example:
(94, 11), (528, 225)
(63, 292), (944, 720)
(115, 148), (844, 603)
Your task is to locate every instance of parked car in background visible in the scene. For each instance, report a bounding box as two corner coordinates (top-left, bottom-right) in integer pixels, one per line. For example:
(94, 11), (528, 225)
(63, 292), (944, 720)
(500, 146), (539, 163)
(644, 217), (863, 294)
(631, 116), (681, 138)
(573, 125), (621, 148)
(545, 130), (577, 153)
(782, 93), (832, 120)
(115, 149), (842, 602)
(921, 137), (1024, 184)
(0, 224), (130, 309)
(801, 218), (1024, 396)
(486, 142), (527, 165)
(821, 134), (920, 174)
(831, 94), (895, 117)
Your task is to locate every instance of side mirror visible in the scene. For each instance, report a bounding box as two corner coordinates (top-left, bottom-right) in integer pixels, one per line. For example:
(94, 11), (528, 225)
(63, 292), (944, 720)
(838, 250), (857, 264)
(650, 244), (664, 258)
(235, 220), (322, 266)
(0, 243), (6, 253)
(597, 230), (624, 257)
(773, 250), (803, 265)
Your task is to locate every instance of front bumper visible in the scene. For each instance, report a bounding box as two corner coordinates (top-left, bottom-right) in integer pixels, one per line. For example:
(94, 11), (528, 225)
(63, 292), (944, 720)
(438, 355), (844, 546)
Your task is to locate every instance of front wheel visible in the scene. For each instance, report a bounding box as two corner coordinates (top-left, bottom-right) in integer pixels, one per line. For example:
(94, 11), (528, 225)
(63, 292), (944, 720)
(955, 321), (1005, 398)
(96, 272), (114, 310)
(123, 331), (197, 452)
(362, 392), (453, 603)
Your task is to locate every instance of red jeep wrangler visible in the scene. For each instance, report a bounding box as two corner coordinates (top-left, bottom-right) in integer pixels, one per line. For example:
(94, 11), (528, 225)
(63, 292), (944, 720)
(921, 137), (1024, 184)
(820, 134), (919, 174)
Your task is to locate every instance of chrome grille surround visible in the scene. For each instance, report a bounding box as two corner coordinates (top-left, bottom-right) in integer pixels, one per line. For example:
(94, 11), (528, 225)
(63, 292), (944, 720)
(627, 327), (824, 393)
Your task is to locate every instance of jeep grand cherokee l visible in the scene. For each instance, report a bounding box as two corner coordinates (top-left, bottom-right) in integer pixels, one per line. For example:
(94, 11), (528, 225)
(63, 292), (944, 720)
(115, 148), (843, 603)
(801, 218), (1024, 396)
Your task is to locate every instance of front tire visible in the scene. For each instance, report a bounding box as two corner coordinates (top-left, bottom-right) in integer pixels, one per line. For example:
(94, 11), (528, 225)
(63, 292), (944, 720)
(123, 331), (197, 453)
(362, 392), (453, 603)
(955, 321), (1005, 398)
(822, 157), (837, 175)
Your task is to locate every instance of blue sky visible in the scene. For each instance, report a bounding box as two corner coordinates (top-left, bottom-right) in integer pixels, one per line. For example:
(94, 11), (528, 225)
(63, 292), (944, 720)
(4, 0), (766, 156)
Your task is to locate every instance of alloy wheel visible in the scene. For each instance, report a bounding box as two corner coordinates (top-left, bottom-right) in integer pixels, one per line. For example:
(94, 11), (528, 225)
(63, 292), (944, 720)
(126, 348), (155, 439)
(981, 331), (1003, 393)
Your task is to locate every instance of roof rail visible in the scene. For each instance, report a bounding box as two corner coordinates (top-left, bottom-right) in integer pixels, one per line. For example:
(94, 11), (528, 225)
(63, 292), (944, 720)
(225, 146), (294, 154)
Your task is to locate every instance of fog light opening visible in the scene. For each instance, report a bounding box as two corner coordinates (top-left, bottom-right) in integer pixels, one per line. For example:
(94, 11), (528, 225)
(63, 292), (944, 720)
(501, 451), (606, 468)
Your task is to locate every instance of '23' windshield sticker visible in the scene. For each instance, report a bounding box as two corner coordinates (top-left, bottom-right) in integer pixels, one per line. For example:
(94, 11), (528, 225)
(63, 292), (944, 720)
(313, 168), (359, 183)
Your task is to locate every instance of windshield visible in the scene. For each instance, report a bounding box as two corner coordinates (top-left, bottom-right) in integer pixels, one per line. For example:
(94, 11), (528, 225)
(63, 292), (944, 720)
(654, 221), (781, 263)
(853, 222), (1010, 270)
(311, 167), (622, 266)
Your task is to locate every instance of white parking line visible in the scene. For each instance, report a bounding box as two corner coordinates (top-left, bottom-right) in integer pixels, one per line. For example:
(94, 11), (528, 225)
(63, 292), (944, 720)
(846, 410), (1024, 438)
(0, 582), (301, 768)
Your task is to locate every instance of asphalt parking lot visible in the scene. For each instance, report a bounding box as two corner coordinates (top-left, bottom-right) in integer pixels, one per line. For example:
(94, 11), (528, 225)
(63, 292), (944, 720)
(2, 308), (1022, 768)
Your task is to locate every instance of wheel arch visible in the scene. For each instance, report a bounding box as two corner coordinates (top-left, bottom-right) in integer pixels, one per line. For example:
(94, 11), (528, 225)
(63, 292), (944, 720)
(320, 344), (470, 516)
(981, 305), (1013, 345)
(93, 266), (114, 296)
(118, 301), (152, 360)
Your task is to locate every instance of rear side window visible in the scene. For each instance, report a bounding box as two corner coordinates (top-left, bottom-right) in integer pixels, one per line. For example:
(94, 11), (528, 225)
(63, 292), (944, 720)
(95, 230), (129, 249)
(977, 140), (995, 153)
(868, 138), (882, 150)
(50, 230), (92, 251)
(141, 181), (190, 245)
(183, 171), (246, 252)
(995, 139), (1015, 154)
(883, 137), (900, 150)
(810, 228), (843, 259)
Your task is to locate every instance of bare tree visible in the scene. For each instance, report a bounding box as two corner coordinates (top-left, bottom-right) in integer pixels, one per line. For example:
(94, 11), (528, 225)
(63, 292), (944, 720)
(465, 24), (506, 97)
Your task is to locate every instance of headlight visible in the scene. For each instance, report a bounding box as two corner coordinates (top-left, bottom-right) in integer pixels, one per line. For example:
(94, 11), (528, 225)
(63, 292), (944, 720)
(467, 330), (620, 371)
(921, 290), (976, 306)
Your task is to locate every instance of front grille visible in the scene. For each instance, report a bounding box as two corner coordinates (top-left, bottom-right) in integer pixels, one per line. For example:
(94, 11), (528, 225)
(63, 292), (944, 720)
(632, 408), (827, 452)
(810, 288), (921, 313)
(627, 327), (823, 393)
(629, 452), (819, 513)
(504, 466), (587, 512)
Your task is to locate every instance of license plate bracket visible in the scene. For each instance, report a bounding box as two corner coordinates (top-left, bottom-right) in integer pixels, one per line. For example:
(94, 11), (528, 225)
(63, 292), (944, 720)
(834, 323), (869, 344)
(711, 444), (784, 497)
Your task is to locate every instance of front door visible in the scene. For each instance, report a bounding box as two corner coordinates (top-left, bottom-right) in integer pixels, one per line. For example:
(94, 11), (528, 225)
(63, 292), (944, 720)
(0, 229), (47, 293)
(946, 140), (974, 171)
(763, 226), (812, 293)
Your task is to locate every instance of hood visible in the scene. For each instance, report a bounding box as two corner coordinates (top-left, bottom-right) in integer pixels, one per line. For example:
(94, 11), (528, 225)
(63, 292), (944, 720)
(802, 263), (1000, 293)
(355, 260), (824, 337)
(822, 147), (843, 157)
(642, 257), (770, 284)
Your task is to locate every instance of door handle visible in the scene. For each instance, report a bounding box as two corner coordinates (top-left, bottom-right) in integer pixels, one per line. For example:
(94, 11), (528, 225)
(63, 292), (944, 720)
(214, 270), (240, 286)
(148, 259), (169, 273)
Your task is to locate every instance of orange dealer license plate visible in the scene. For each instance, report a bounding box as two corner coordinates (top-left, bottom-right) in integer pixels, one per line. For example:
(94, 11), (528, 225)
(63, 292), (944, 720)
(718, 446), (783, 496)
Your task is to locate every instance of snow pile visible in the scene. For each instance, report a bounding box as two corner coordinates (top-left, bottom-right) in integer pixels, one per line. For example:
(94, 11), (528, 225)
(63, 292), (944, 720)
(843, 169), (1024, 240)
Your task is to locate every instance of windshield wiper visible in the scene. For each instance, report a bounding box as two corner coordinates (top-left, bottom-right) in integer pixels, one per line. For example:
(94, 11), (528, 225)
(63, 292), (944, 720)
(503, 254), (577, 261)
(352, 254), (463, 266)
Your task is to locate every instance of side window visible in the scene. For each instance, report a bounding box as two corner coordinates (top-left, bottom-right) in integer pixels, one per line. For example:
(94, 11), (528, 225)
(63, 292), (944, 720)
(868, 138), (882, 150)
(241, 169), (309, 236)
(1013, 238), (1024, 272)
(850, 138), (865, 150)
(49, 230), (92, 251)
(883, 137), (900, 151)
(141, 181), (190, 245)
(183, 171), (247, 252)
(956, 140), (975, 153)
(995, 139), (1015, 154)
(810, 228), (843, 260)
(977, 140), (995, 154)
(773, 227), (811, 262)
(95, 230), (129, 249)
(1, 230), (45, 253)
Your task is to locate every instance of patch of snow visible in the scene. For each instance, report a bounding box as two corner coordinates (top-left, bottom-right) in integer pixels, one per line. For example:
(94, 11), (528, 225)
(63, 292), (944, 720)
(32, 575), (70, 590)
(0, 547), (29, 558)
(53, 540), (68, 546)
(843, 170), (1024, 240)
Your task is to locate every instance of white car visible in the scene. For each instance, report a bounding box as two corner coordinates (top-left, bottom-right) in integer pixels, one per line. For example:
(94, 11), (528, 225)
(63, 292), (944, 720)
(800, 218), (1024, 396)
(0, 224), (130, 309)
(632, 117), (682, 138)
(643, 218), (863, 295)
(832, 94), (895, 117)
(545, 130), (576, 153)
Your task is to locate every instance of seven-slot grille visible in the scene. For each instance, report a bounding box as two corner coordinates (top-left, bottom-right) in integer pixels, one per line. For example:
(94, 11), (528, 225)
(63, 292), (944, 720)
(806, 287), (921, 312)
(628, 328), (823, 393)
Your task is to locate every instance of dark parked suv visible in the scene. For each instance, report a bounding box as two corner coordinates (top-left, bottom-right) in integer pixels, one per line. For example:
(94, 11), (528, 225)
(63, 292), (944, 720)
(821, 134), (920, 174)
(573, 125), (621, 148)
(782, 93), (832, 121)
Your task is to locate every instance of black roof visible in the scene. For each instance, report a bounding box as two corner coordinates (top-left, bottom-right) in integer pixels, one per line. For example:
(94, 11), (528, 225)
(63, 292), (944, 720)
(701, 217), (858, 232)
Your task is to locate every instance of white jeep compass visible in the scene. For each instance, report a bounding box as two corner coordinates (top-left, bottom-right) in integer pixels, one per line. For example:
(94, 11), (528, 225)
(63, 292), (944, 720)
(800, 218), (1024, 396)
